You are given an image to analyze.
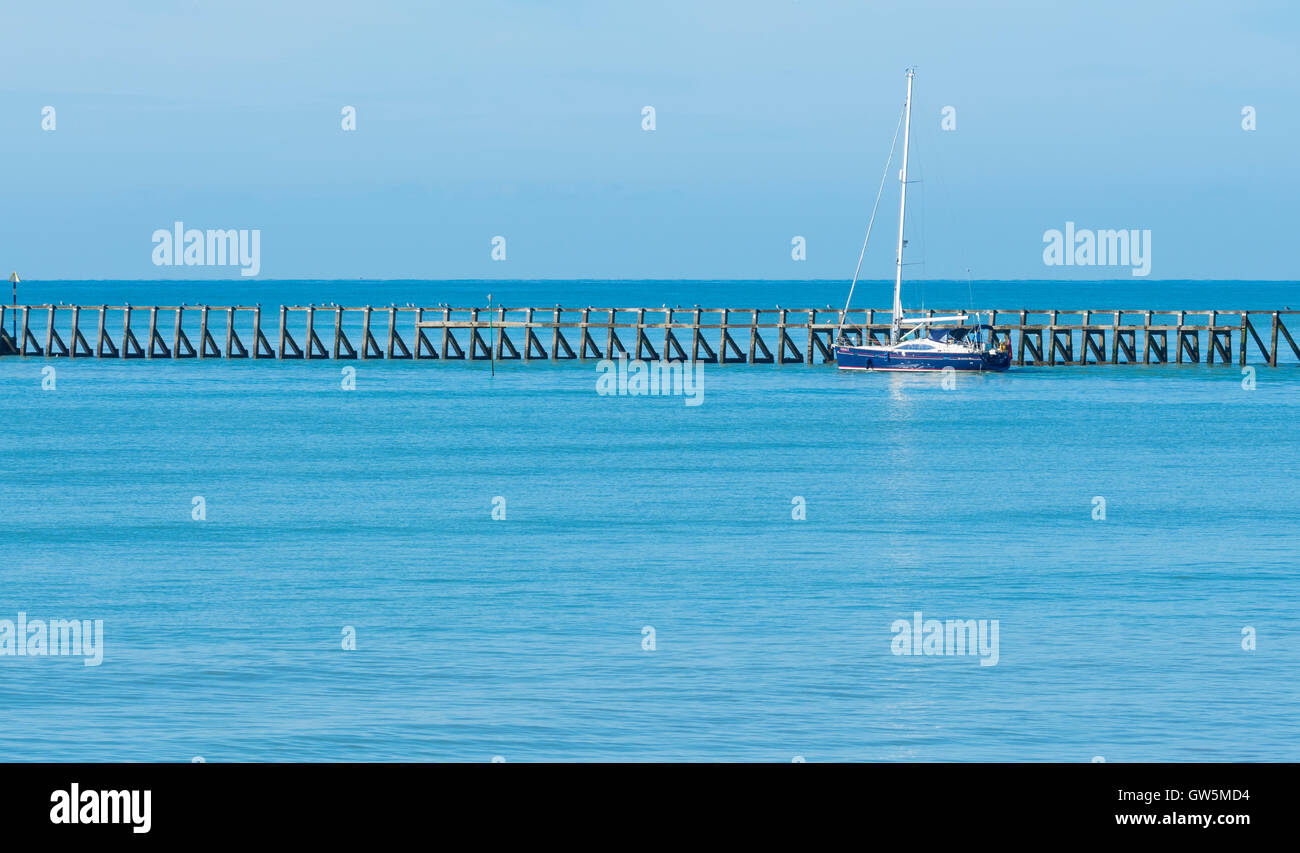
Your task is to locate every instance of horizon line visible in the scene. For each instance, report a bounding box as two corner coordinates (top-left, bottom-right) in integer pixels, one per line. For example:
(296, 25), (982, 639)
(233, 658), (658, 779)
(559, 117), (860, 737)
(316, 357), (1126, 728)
(12, 278), (1300, 285)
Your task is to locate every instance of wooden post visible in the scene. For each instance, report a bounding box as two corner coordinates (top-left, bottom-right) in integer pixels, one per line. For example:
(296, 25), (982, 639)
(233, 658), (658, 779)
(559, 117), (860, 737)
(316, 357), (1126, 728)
(1048, 310), (1059, 365)
(68, 306), (80, 358)
(20, 306), (35, 355)
(359, 306), (375, 359)
(691, 308), (703, 363)
(1016, 310), (1027, 366)
(806, 310), (816, 364)
(97, 306), (108, 357)
(1207, 311), (1217, 364)
(414, 307), (434, 360)
(56, 306), (81, 358)
(1238, 313), (1247, 365)
(253, 306), (265, 358)
(250, 306), (263, 358)
(1274, 313), (1300, 365)
(278, 306), (288, 359)
(495, 306), (506, 360)
(43, 306), (71, 357)
(147, 307), (158, 359)
(1142, 311), (1152, 364)
(1268, 313), (1279, 366)
(305, 306), (317, 358)
(1175, 311), (1185, 364)
(718, 309), (730, 366)
(1076, 309), (1086, 364)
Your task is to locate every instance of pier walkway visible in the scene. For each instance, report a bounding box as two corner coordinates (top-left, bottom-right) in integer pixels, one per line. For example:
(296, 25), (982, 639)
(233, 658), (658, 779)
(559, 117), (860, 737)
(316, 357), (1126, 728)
(1, 305), (1297, 366)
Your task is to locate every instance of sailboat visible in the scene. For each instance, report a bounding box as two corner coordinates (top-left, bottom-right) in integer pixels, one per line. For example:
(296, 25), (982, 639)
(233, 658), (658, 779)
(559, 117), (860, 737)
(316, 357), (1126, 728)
(835, 69), (1010, 372)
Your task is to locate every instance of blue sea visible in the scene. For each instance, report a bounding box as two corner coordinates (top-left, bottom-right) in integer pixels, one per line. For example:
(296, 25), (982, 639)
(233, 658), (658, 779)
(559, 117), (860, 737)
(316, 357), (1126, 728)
(2, 280), (1298, 762)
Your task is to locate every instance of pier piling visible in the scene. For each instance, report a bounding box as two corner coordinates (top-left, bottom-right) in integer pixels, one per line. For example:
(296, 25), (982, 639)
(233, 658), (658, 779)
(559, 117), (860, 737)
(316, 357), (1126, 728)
(3, 304), (1297, 367)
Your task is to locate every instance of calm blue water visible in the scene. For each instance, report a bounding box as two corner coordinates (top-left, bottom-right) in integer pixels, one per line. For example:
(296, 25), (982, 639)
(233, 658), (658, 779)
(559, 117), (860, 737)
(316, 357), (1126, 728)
(2, 280), (1298, 761)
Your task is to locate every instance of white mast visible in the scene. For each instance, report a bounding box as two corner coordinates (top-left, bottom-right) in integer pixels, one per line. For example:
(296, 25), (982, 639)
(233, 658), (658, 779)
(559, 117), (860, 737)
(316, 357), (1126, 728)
(891, 68), (915, 345)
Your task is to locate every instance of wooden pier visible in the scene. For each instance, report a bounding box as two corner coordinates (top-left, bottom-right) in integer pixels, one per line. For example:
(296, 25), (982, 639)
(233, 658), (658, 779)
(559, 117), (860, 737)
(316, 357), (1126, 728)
(1, 304), (1297, 366)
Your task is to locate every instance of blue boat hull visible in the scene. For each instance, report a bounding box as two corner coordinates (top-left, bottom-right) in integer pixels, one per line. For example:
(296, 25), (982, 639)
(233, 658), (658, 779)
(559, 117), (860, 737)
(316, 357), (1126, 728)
(835, 345), (1011, 372)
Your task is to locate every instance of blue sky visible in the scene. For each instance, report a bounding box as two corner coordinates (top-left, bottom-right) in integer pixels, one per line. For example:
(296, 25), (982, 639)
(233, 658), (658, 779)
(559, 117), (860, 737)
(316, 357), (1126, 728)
(1, 0), (1296, 279)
